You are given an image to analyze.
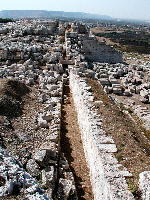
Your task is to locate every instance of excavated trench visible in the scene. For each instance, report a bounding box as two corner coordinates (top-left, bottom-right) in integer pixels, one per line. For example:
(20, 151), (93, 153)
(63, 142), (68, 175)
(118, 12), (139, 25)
(60, 84), (94, 200)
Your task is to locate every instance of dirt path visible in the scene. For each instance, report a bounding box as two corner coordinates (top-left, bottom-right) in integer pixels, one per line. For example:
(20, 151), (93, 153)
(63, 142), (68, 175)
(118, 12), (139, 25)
(61, 85), (94, 200)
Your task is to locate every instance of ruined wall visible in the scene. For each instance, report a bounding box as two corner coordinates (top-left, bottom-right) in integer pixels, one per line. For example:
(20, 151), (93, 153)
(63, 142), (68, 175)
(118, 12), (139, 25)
(80, 35), (123, 63)
(70, 70), (134, 200)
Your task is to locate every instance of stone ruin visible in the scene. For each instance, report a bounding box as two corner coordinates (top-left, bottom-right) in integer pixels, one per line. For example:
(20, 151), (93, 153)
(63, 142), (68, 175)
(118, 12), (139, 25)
(0, 19), (150, 199)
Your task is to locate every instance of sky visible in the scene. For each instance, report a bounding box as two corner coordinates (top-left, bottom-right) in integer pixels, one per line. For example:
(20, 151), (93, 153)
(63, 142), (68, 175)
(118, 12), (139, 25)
(0, 0), (150, 20)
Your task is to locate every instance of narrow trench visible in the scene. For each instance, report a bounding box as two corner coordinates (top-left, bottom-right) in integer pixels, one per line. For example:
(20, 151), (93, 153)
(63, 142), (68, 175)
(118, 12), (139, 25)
(60, 84), (94, 200)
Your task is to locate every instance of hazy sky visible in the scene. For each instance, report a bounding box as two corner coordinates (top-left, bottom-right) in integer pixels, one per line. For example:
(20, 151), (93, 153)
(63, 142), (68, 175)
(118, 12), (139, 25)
(0, 0), (150, 20)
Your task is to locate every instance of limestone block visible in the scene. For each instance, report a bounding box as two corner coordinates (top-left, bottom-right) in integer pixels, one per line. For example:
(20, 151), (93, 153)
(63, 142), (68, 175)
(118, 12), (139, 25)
(58, 64), (63, 72)
(59, 154), (69, 170)
(104, 164), (132, 178)
(124, 89), (130, 96)
(113, 88), (122, 94)
(136, 86), (141, 94)
(117, 69), (124, 76)
(41, 166), (55, 187)
(40, 142), (57, 158)
(137, 65), (143, 71)
(26, 159), (40, 177)
(57, 178), (75, 200)
(47, 77), (57, 84)
(44, 104), (53, 111)
(100, 73), (108, 78)
(88, 96), (94, 102)
(40, 94), (47, 101)
(55, 74), (61, 81)
(112, 84), (122, 89)
(97, 144), (117, 153)
(42, 112), (53, 122)
(26, 78), (35, 86)
(141, 97), (149, 103)
(95, 135), (115, 144)
(50, 90), (59, 97)
(40, 83), (47, 90)
(33, 150), (48, 167)
(46, 84), (58, 91)
(28, 65), (34, 70)
(101, 153), (118, 165)
(128, 86), (135, 93)
(139, 171), (150, 200)
(46, 132), (59, 143)
(38, 118), (48, 128)
(109, 78), (118, 85)
(99, 78), (110, 86)
(104, 86), (112, 94)
(85, 70), (95, 78)
(140, 90), (148, 98)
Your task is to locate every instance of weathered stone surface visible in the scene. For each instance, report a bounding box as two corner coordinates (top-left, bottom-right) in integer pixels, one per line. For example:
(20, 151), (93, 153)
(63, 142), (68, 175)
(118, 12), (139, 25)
(139, 171), (150, 200)
(57, 178), (76, 200)
(34, 142), (57, 167)
(26, 159), (40, 177)
(38, 119), (49, 128)
(41, 166), (55, 188)
(40, 142), (57, 158)
(33, 150), (48, 167)
(0, 149), (49, 199)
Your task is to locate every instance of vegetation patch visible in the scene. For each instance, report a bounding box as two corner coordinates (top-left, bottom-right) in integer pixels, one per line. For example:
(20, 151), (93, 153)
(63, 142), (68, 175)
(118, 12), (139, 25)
(93, 30), (150, 54)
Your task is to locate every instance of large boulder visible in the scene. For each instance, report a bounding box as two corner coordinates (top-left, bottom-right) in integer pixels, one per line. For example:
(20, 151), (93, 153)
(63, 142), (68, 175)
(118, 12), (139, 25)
(33, 142), (57, 167)
(139, 171), (150, 200)
(26, 159), (40, 177)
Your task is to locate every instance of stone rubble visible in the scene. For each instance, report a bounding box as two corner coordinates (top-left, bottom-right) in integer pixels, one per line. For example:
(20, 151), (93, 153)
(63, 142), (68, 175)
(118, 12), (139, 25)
(0, 148), (50, 199)
(139, 171), (150, 200)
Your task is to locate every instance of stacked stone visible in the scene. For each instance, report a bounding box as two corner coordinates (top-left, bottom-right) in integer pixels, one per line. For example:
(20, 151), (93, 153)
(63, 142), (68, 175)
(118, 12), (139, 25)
(70, 70), (134, 200)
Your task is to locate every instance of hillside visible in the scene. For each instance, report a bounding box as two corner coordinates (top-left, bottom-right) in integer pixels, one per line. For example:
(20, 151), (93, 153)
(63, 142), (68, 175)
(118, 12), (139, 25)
(0, 10), (112, 20)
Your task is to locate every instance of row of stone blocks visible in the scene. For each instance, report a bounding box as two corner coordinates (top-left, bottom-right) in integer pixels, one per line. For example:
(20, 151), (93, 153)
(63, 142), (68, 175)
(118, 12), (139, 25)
(69, 70), (134, 200)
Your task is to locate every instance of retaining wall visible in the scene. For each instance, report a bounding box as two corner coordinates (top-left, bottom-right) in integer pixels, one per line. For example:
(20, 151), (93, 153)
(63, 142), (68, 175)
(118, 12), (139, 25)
(69, 69), (134, 200)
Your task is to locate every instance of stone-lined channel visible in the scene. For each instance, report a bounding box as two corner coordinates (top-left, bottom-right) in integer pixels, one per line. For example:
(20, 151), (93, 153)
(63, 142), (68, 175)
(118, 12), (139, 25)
(60, 84), (94, 200)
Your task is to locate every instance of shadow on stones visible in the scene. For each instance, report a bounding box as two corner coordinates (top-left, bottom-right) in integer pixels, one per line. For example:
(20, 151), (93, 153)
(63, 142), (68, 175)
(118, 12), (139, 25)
(60, 85), (86, 200)
(0, 79), (30, 119)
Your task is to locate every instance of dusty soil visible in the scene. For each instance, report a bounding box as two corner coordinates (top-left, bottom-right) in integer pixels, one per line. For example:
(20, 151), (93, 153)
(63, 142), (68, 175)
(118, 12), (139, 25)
(0, 81), (45, 162)
(61, 85), (94, 200)
(91, 27), (121, 47)
(87, 78), (150, 199)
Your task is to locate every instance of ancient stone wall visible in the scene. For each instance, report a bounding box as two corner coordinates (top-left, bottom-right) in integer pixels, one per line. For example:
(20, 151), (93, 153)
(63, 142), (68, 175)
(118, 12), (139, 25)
(80, 36), (123, 63)
(69, 69), (134, 200)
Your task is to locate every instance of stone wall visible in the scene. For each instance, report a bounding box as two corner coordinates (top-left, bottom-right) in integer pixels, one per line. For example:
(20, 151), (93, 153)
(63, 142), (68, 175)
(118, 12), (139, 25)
(69, 69), (134, 200)
(80, 35), (123, 63)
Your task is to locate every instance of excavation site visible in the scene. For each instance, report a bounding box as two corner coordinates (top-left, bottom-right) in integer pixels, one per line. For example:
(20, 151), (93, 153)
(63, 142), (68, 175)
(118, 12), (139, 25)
(0, 18), (150, 200)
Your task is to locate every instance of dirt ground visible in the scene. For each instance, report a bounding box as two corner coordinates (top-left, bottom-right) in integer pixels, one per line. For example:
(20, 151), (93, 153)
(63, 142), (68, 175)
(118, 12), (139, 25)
(91, 27), (121, 47)
(61, 85), (94, 200)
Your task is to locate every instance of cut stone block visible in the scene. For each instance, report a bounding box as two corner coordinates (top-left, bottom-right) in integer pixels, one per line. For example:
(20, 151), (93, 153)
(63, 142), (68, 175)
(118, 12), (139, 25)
(139, 171), (150, 200)
(97, 144), (117, 153)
